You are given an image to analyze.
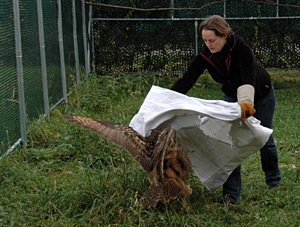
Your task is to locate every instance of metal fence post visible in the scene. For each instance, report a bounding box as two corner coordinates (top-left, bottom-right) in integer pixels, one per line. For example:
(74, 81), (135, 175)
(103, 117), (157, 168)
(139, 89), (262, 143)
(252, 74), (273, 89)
(82, 0), (90, 75)
(276, 0), (279, 17)
(223, 1), (227, 18)
(13, 0), (27, 146)
(57, 0), (68, 105)
(88, 4), (93, 72)
(194, 21), (199, 55)
(169, 0), (175, 19)
(37, 0), (50, 117)
(72, 0), (80, 84)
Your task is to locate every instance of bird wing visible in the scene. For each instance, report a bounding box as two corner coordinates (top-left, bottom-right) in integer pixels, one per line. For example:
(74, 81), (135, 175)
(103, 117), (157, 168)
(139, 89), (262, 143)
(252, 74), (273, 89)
(149, 125), (175, 180)
(63, 115), (152, 172)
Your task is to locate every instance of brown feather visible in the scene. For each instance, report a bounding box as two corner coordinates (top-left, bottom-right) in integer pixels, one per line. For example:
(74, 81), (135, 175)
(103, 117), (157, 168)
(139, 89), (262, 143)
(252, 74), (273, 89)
(63, 115), (152, 172)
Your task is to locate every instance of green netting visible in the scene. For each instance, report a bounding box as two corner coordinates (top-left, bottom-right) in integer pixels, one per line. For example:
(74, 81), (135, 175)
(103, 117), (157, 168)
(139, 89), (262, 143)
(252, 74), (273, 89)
(76, 2), (86, 70)
(92, 0), (300, 18)
(0, 1), (87, 155)
(0, 2), (20, 153)
(42, 0), (63, 107)
(93, 20), (196, 75)
(227, 19), (300, 68)
(62, 0), (76, 90)
(20, 1), (44, 120)
(92, 0), (300, 74)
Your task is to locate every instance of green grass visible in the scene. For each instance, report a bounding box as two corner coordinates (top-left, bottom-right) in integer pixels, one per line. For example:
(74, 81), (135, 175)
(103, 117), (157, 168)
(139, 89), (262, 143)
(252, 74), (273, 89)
(0, 71), (299, 226)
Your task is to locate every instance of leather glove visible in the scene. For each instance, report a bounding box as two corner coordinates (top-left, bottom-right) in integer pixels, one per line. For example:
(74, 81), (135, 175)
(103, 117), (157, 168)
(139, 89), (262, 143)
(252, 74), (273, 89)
(237, 84), (255, 122)
(239, 101), (256, 122)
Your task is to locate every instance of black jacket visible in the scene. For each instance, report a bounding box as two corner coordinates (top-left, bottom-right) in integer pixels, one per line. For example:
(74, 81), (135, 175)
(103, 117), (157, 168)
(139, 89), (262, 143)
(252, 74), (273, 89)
(171, 35), (272, 101)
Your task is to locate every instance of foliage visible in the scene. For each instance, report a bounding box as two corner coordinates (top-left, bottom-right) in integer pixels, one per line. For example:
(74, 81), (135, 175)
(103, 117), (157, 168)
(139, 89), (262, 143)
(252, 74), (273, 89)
(0, 71), (299, 226)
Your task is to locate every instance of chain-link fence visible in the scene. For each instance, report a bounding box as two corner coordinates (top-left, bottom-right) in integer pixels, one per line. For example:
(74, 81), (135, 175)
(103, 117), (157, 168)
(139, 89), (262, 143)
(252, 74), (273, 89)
(0, 0), (90, 156)
(91, 0), (300, 75)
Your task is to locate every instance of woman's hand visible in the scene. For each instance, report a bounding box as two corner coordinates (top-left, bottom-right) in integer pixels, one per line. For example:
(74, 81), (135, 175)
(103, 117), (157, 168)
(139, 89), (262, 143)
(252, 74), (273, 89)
(239, 102), (256, 122)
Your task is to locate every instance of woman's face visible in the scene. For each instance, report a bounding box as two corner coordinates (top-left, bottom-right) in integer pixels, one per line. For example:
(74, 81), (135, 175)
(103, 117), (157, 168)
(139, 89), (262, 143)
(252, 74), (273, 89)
(202, 29), (227, 53)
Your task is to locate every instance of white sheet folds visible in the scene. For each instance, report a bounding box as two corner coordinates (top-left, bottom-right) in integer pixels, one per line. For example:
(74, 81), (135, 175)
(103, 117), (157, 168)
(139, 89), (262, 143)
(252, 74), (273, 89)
(130, 86), (272, 189)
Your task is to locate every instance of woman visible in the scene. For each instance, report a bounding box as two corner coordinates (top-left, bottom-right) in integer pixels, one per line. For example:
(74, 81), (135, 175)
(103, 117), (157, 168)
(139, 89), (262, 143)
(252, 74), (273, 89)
(171, 15), (281, 204)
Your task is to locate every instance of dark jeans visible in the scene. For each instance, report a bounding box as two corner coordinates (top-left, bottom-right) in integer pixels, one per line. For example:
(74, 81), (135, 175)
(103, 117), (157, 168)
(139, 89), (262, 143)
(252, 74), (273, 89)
(223, 87), (281, 202)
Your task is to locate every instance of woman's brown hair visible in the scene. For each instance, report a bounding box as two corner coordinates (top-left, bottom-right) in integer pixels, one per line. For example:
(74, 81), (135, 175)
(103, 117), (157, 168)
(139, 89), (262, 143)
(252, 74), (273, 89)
(199, 15), (233, 37)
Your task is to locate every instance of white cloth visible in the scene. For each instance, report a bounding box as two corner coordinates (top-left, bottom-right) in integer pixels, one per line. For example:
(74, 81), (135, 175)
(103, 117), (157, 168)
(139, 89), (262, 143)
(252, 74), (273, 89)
(129, 86), (273, 190)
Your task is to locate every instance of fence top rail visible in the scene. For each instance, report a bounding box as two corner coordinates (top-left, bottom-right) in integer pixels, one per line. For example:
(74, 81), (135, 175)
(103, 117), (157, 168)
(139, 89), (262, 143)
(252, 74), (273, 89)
(86, 1), (300, 10)
(92, 16), (300, 21)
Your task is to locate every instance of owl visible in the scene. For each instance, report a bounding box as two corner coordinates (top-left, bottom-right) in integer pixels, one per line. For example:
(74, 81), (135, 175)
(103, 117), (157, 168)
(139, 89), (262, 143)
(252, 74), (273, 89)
(63, 115), (192, 208)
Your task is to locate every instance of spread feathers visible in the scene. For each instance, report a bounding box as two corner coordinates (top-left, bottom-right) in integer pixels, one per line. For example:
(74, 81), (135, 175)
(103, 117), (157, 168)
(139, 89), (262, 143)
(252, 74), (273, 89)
(63, 115), (192, 208)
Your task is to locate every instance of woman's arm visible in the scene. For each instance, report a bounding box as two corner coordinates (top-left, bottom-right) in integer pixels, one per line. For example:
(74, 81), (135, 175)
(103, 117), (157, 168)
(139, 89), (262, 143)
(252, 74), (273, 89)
(171, 55), (206, 94)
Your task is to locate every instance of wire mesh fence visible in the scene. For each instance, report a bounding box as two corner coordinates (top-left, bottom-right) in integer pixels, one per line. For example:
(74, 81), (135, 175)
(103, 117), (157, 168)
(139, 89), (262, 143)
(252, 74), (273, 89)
(0, 0), (90, 156)
(91, 0), (300, 75)
(0, 2), (18, 155)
